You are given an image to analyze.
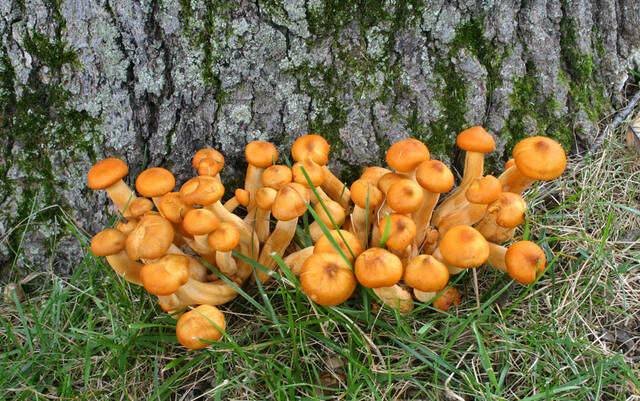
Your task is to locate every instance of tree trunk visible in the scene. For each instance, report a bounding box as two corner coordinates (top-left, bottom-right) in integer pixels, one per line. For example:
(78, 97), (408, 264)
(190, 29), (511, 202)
(1, 0), (638, 272)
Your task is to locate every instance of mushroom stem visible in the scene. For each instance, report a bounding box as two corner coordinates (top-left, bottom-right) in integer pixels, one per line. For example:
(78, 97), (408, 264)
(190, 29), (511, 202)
(244, 165), (263, 213)
(105, 180), (137, 217)
(216, 251), (237, 276)
(254, 206), (271, 243)
(162, 278), (238, 309)
(437, 202), (488, 236)
(498, 165), (536, 194)
(373, 285), (414, 313)
(321, 166), (351, 209)
(183, 236), (217, 267)
(487, 242), (508, 272)
(351, 206), (370, 249)
(206, 201), (260, 261)
(432, 151), (484, 226)
(412, 191), (439, 252)
(283, 246), (314, 275)
(224, 197), (240, 212)
(256, 218), (298, 283)
(413, 289), (436, 303)
(105, 252), (143, 285)
(433, 248), (465, 275)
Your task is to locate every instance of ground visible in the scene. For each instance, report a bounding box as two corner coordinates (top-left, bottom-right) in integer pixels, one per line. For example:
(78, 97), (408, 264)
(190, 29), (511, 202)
(1, 127), (639, 399)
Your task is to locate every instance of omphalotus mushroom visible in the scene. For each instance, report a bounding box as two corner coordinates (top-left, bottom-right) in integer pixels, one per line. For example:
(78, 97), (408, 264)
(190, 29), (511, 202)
(313, 229), (363, 264)
(434, 224), (490, 275)
(404, 255), (449, 301)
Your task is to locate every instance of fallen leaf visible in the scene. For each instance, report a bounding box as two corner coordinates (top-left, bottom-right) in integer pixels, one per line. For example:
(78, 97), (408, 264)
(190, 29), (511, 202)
(626, 113), (640, 151)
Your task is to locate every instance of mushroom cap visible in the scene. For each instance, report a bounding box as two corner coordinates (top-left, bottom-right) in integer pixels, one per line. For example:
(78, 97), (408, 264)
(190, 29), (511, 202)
(87, 158), (129, 190)
(158, 192), (193, 223)
(234, 188), (250, 207)
(489, 192), (527, 228)
(313, 199), (345, 227)
(377, 172), (404, 194)
(314, 229), (363, 263)
(125, 213), (175, 260)
(116, 219), (138, 236)
(416, 160), (455, 193)
(387, 179), (424, 214)
(378, 213), (416, 251)
(272, 183), (308, 221)
(207, 222), (240, 252)
(354, 247), (403, 288)
(245, 140), (278, 168)
(91, 228), (126, 256)
(505, 241), (546, 284)
(513, 136), (566, 180)
(128, 197), (154, 218)
(182, 208), (219, 236)
(197, 157), (224, 177)
(456, 126), (495, 153)
(135, 168), (176, 198)
(360, 166), (392, 185)
(192, 148), (225, 170)
(140, 254), (190, 295)
(255, 187), (278, 210)
(350, 179), (383, 210)
(261, 165), (293, 190)
(180, 176), (225, 206)
(432, 287), (461, 312)
(291, 135), (330, 165)
(176, 304), (226, 349)
(385, 138), (430, 172)
(292, 160), (325, 188)
(300, 253), (357, 306)
(465, 175), (502, 204)
(505, 158), (516, 170)
(439, 225), (489, 268)
(404, 255), (449, 292)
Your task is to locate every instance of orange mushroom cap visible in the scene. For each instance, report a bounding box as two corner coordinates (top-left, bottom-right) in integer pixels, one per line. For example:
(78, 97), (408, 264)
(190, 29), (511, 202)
(512, 136), (566, 180)
(456, 126), (495, 153)
(377, 172), (404, 194)
(87, 158), (129, 190)
(272, 183), (308, 221)
(136, 167), (175, 198)
(234, 188), (250, 207)
(385, 138), (430, 172)
(489, 192), (527, 228)
(207, 222), (240, 252)
(140, 254), (190, 296)
(354, 247), (403, 288)
(465, 175), (502, 204)
(439, 225), (489, 268)
(176, 304), (226, 349)
(350, 179), (383, 210)
(386, 179), (424, 213)
(416, 160), (455, 193)
(360, 166), (392, 185)
(378, 214), (416, 251)
(292, 160), (325, 188)
(255, 187), (278, 210)
(313, 199), (345, 227)
(197, 157), (224, 177)
(300, 253), (356, 306)
(313, 229), (363, 263)
(505, 241), (546, 284)
(261, 165), (293, 190)
(291, 135), (330, 165)
(182, 208), (219, 236)
(128, 197), (154, 218)
(404, 255), (450, 292)
(125, 213), (175, 260)
(192, 148), (225, 170)
(245, 140), (278, 168)
(158, 192), (193, 223)
(91, 228), (126, 256)
(180, 176), (225, 206)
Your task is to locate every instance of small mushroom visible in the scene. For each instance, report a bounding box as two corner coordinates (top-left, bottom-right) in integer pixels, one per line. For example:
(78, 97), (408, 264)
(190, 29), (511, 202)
(385, 179), (424, 214)
(432, 287), (461, 312)
(135, 167), (176, 209)
(283, 246), (314, 275)
(505, 240), (546, 284)
(404, 255), (449, 297)
(244, 140), (278, 216)
(182, 208), (219, 265)
(208, 222), (240, 276)
(192, 148), (225, 178)
(434, 225), (490, 275)
(125, 213), (175, 261)
(372, 285), (414, 313)
(377, 214), (416, 252)
(475, 192), (527, 243)
(254, 187), (277, 243)
(385, 138), (430, 179)
(223, 188), (250, 213)
(91, 228), (143, 285)
(354, 247), (403, 288)
(87, 158), (136, 217)
(292, 159), (330, 203)
(300, 253), (356, 306)
(313, 229), (363, 264)
(291, 134), (330, 166)
(176, 305), (226, 349)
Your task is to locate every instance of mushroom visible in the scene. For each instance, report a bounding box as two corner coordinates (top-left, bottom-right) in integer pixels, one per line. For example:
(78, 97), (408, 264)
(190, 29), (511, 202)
(176, 304), (226, 349)
(116, 219), (138, 235)
(360, 166), (392, 185)
(475, 192), (527, 243)
(91, 228), (143, 285)
(377, 214), (416, 252)
(261, 165), (293, 191)
(140, 254), (190, 295)
(354, 247), (403, 288)
(385, 138), (430, 179)
(256, 183), (309, 283)
(158, 191), (195, 247)
(432, 126), (495, 226)
(436, 175), (502, 236)
(313, 229), (363, 264)
(192, 148), (225, 179)
(431, 287), (461, 312)
(135, 167), (176, 209)
(87, 158), (136, 217)
(252, 187), (277, 243)
(180, 176), (225, 207)
(181, 208), (219, 265)
(282, 246), (314, 275)
(208, 222), (240, 276)
(128, 197), (154, 218)
(404, 255), (449, 302)
(300, 253), (356, 306)
(434, 225), (490, 275)
(292, 159), (330, 203)
(125, 213), (175, 261)
(308, 199), (346, 242)
(413, 160), (454, 253)
(372, 285), (414, 313)
(223, 188), (250, 213)
(349, 179), (383, 248)
(244, 140), (278, 215)
(385, 179), (424, 215)
(504, 240), (546, 284)
(291, 134), (330, 166)
(499, 136), (566, 194)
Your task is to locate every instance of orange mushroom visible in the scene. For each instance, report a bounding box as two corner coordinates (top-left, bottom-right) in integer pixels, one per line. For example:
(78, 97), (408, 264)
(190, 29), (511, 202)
(87, 158), (136, 217)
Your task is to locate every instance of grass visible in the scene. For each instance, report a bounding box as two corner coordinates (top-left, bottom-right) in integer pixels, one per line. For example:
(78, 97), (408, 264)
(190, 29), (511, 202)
(2, 130), (640, 400)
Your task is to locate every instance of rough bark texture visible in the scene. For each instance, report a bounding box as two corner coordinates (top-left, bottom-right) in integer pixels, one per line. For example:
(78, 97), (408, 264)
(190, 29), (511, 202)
(1, 0), (639, 274)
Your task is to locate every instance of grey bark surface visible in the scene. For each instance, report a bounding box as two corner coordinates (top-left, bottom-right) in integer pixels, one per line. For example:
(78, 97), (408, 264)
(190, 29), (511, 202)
(1, 0), (638, 273)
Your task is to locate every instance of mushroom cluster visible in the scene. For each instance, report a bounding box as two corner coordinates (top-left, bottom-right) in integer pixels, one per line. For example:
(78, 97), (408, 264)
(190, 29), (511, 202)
(87, 131), (566, 349)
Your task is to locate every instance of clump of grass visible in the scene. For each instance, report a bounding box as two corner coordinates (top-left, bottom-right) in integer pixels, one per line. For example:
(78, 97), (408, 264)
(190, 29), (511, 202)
(1, 130), (639, 399)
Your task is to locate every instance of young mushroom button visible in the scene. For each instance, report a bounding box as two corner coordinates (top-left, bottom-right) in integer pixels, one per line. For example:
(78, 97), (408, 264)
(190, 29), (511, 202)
(505, 241), (546, 284)
(385, 138), (430, 178)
